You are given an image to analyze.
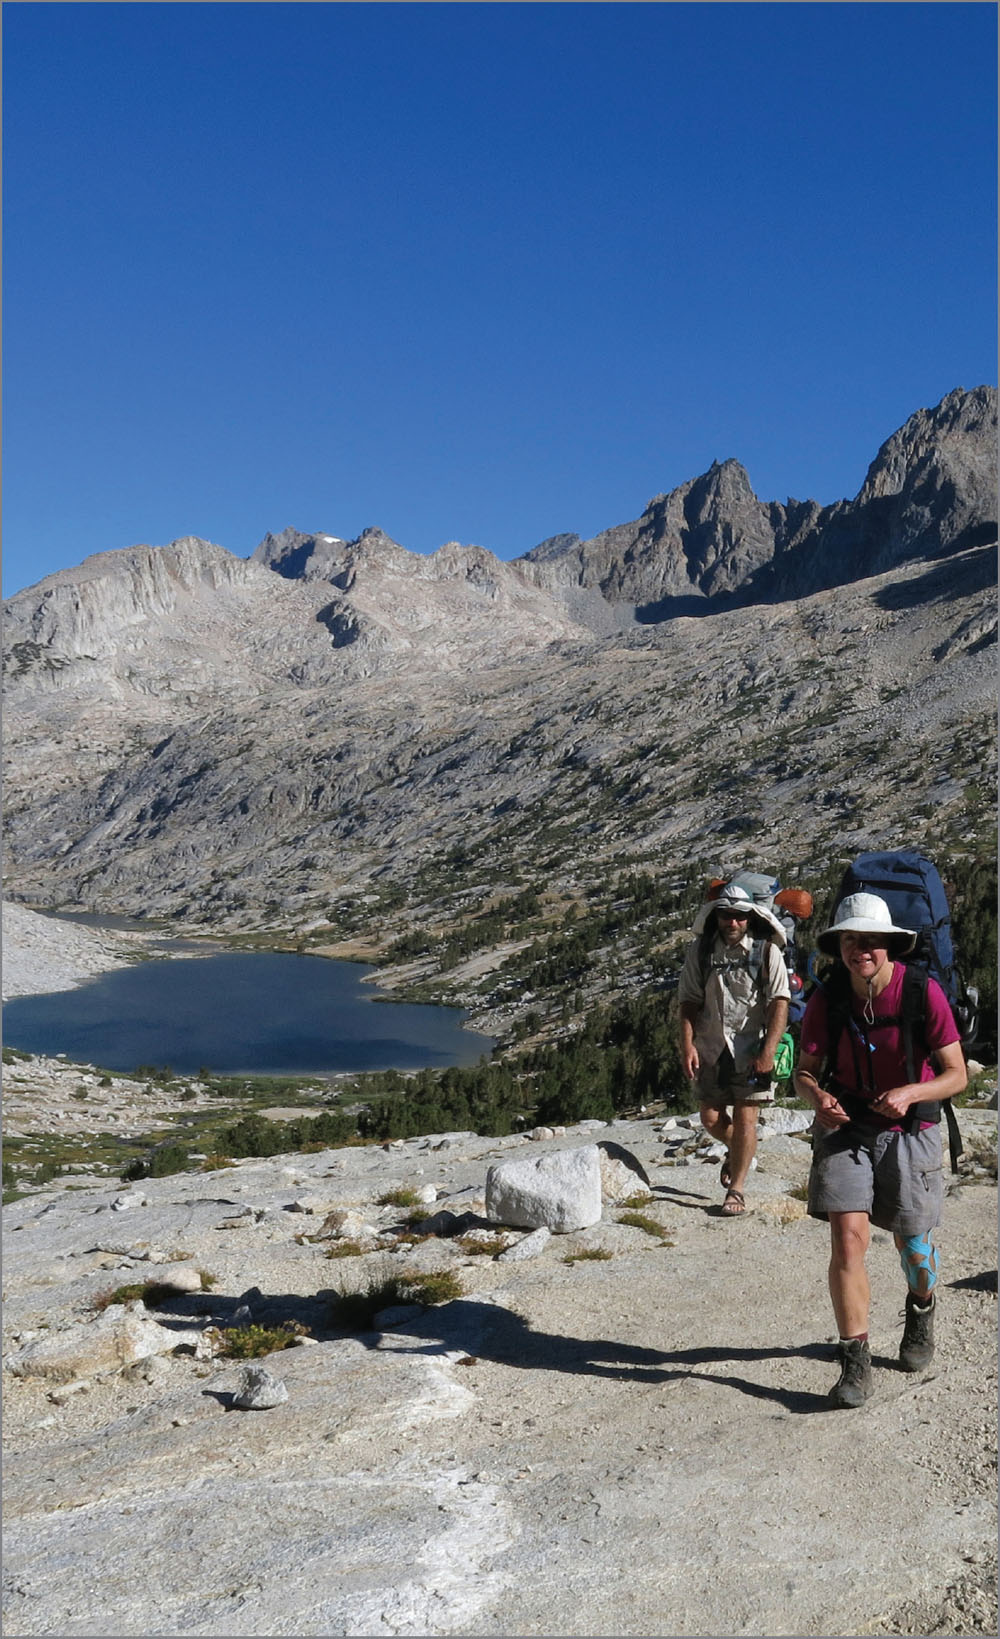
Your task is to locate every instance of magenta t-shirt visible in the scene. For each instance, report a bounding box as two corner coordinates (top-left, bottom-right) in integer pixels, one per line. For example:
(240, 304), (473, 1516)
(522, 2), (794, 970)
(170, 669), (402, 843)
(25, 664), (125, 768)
(800, 963), (960, 1130)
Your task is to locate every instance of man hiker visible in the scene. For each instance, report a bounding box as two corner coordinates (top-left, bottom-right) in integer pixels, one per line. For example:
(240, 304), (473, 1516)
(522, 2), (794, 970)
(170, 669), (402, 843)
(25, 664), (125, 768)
(678, 883), (790, 1216)
(793, 893), (966, 1409)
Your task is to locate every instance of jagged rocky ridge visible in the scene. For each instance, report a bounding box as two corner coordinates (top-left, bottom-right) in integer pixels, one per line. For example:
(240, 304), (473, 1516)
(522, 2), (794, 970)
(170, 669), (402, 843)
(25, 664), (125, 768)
(2, 387), (996, 942)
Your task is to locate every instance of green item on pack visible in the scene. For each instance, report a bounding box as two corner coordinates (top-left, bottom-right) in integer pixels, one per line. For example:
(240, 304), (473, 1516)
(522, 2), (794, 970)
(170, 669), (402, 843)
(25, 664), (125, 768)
(772, 1032), (795, 1082)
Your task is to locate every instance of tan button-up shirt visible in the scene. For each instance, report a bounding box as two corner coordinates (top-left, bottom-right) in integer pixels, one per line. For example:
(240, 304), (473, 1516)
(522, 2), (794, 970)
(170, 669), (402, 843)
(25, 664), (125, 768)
(678, 931), (790, 1070)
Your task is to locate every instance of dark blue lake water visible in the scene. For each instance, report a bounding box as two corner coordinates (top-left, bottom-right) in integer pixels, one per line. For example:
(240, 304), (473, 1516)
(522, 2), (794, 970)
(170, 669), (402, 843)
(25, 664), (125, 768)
(3, 951), (495, 1077)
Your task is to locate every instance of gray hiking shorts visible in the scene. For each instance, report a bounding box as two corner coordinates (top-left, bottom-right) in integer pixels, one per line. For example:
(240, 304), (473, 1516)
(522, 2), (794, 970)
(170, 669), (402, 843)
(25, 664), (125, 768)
(807, 1122), (944, 1236)
(697, 1049), (774, 1109)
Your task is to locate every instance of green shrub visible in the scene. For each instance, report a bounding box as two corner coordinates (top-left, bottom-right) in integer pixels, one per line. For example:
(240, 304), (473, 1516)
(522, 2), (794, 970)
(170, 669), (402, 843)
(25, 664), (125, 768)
(121, 1141), (190, 1181)
(214, 1321), (308, 1358)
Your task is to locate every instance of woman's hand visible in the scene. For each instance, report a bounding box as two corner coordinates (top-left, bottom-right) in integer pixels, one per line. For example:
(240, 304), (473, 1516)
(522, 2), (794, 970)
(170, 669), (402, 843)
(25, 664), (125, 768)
(813, 1094), (850, 1131)
(868, 1085), (918, 1122)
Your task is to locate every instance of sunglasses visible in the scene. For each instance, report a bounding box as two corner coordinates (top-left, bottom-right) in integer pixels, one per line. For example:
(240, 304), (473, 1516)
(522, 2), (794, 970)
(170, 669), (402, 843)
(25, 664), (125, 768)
(717, 910), (749, 921)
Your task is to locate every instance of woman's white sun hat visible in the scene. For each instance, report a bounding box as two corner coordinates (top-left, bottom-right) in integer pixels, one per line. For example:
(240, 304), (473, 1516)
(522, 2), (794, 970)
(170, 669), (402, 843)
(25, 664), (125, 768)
(817, 892), (917, 956)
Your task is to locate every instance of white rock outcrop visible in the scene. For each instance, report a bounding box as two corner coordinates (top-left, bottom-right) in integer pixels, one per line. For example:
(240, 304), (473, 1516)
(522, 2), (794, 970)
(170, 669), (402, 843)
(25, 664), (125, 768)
(5, 1301), (179, 1381)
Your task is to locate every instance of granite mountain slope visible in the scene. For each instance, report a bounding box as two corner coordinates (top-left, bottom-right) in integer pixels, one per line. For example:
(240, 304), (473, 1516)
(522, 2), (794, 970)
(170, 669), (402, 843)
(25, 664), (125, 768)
(2, 388), (996, 939)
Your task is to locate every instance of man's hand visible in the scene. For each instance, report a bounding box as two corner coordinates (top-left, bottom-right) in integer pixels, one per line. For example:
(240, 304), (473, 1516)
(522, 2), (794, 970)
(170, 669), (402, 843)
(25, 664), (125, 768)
(751, 1051), (775, 1076)
(682, 1047), (699, 1080)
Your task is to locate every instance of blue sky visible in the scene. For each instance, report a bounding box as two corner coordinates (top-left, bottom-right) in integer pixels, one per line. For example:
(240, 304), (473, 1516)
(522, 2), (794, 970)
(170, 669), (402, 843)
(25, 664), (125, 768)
(3, 2), (996, 597)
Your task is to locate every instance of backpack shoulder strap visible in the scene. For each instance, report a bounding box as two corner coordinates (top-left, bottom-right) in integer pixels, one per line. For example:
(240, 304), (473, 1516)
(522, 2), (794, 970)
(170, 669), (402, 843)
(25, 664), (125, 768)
(899, 964), (964, 1171)
(899, 962), (927, 1086)
(819, 967), (851, 1085)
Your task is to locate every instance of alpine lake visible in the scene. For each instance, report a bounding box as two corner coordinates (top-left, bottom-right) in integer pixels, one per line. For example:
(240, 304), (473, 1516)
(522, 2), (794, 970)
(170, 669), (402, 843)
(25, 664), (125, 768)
(4, 938), (495, 1079)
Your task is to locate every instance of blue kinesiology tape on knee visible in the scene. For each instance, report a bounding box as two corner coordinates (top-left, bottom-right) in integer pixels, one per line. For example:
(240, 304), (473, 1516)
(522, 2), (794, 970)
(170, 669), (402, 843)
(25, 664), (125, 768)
(898, 1231), (938, 1295)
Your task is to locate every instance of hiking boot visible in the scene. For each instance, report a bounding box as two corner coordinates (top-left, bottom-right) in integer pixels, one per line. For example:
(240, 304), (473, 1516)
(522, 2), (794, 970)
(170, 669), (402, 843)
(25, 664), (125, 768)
(899, 1294), (935, 1373)
(828, 1338), (873, 1409)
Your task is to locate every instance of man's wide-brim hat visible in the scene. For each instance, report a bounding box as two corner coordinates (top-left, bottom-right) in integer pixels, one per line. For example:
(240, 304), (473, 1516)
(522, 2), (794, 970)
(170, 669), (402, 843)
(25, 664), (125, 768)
(817, 892), (917, 956)
(692, 884), (787, 947)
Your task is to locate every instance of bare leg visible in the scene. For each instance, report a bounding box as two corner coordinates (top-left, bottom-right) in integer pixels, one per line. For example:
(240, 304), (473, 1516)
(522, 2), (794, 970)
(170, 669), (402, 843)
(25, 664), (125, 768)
(726, 1102), (760, 1194)
(828, 1211), (871, 1336)
(699, 1104), (733, 1151)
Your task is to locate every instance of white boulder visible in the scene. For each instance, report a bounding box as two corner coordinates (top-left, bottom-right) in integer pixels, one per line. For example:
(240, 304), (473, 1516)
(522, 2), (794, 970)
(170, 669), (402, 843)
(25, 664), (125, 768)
(485, 1145), (603, 1233)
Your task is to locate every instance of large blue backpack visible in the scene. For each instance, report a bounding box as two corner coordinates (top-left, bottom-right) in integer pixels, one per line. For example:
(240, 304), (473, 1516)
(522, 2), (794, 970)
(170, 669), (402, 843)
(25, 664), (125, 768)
(827, 850), (975, 1171)
(835, 850), (978, 1045)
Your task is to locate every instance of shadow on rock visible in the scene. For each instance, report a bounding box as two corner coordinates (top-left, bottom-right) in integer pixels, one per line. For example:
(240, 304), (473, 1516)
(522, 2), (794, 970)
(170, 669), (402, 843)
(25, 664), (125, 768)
(650, 1183), (715, 1209)
(366, 1298), (833, 1413)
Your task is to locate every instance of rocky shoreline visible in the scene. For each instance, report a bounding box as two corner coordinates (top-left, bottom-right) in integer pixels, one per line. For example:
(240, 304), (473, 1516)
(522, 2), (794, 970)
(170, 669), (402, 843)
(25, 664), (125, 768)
(1, 899), (175, 1001)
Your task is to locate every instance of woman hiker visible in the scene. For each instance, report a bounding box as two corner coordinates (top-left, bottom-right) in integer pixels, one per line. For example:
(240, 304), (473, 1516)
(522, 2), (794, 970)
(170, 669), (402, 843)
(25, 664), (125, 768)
(793, 893), (966, 1409)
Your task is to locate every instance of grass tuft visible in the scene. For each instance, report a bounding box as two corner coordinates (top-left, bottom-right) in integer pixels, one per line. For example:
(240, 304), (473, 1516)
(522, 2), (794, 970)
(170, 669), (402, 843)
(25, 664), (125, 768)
(377, 1187), (423, 1208)
(92, 1281), (177, 1311)
(324, 1240), (366, 1259)
(330, 1268), (464, 1330)
(616, 1211), (672, 1240)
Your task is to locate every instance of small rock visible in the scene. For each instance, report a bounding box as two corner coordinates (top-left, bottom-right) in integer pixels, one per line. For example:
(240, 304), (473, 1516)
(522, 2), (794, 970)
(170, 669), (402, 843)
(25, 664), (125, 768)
(316, 1208), (373, 1242)
(699, 1140), (728, 1161)
(150, 1263), (204, 1294)
(232, 1365), (288, 1410)
(497, 1226), (551, 1262)
(123, 1353), (173, 1384)
(47, 1379), (91, 1404)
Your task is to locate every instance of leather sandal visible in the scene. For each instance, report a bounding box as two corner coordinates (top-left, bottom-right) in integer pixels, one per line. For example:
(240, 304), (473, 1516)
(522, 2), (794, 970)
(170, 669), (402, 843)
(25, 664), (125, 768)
(720, 1156), (732, 1190)
(721, 1188), (747, 1216)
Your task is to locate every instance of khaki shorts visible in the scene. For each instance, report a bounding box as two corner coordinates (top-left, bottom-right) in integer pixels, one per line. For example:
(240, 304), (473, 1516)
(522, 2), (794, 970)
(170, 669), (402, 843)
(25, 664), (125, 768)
(807, 1122), (944, 1236)
(697, 1049), (775, 1109)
